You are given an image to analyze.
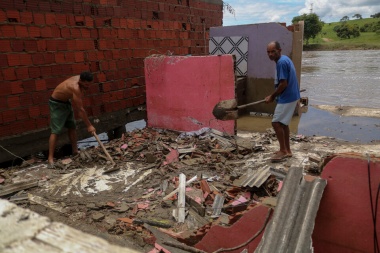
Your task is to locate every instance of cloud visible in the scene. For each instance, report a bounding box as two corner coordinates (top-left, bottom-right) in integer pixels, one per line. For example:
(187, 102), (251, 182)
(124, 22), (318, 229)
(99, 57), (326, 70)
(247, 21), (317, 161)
(299, 0), (380, 22)
(223, 1), (303, 26)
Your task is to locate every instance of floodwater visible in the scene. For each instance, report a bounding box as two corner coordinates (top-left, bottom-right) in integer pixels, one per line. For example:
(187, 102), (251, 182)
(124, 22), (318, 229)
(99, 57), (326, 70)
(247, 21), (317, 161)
(238, 50), (380, 143)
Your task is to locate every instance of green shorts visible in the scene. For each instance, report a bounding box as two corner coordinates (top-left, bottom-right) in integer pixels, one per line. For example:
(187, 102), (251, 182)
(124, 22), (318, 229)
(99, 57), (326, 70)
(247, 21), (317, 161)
(49, 98), (76, 134)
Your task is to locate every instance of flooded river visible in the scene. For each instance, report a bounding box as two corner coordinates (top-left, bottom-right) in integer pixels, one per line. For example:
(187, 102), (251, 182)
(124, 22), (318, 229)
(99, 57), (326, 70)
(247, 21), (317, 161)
(239, 50), (380, 143)
(301, 50), (380, 108)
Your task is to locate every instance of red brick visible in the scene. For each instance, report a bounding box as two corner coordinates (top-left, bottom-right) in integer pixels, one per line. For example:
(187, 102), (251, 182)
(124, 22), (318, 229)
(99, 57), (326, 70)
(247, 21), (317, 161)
(55, 14), (67, 26)
(65, 52), (75, 62)
(67, 40), (76, 50)
(29, 105), (40, 118)
(40, 27), (53, 37)
(45, 53), (54, 64)
(7, 54), (19, 66)
(51, 26), (61, 37)
(33, 13), (45, 25)
(0, 81), (12, 96)
(2, 110), (16, 123)
(6, 10), (20, 20)
(11, 81), (24, 94)
(14, 25), (28, 37)
(81, 28), (91, 38)
(36, 118), (48, 128)
(0, 96), (6, 112)
(29, 67), (41, 78)
(55, 52), (65, 63)
(35, 79), (46, 91)
(19, 54), (33, 65)
(74, 52), (84, 62)
(32, 91), (48, 104)
(23, 119), (37, 133)
(45, 13), (55, 25)
(10, 40), (23, 52)
(15, 67), (29, 79)
(3, 68), (16, 80)
(1, 25), (16, 37)
(32, 53), (45, 65)
(29, 26), (41, 38)
(0, 9), (6, 22)
(0, 40), (12, 52)
(56, 40), (67, 51)
(24, 40), (38, 51)
(20, 11), (33, 24)
(40, 66), (52, 76)
(7, 96), (20, 108)
(39, 104), (49, 116)
(16, 108), (29, 120)
(19, 93), (33, 106)
(38, 1), (51, 12)
(22, 80), (36, 92)
(37, 40), (46, 51)
(60, 27), (70, 38)
(51, 2), (62, 13)
(0, 125), (12, 138)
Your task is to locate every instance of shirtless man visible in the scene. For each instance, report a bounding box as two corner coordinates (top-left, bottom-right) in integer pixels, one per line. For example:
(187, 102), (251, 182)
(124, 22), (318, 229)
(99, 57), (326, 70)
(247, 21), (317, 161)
(48, 71), (96, 168)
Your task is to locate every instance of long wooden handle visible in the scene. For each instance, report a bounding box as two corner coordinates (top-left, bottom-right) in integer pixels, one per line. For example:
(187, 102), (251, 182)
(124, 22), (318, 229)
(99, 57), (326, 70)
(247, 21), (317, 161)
(237, 99), (266, 109)
(93, 132), (115, 164)
(237, 89), (306, 109)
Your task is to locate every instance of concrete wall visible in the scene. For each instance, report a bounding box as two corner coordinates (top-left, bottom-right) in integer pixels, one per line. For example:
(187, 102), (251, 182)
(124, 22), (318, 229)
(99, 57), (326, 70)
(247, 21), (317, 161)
(0, 0), (223, 163)
(210, 22), (303, 113)
(145, 55), (235, 135)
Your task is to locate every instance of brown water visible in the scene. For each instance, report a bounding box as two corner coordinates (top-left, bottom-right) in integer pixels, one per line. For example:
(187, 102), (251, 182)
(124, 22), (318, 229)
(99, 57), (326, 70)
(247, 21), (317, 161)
(237, 50), (380, 143)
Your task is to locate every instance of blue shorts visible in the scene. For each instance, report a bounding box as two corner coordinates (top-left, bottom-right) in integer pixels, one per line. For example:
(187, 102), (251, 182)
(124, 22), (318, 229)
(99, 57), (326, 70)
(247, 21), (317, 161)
(272, 100), (298, 126)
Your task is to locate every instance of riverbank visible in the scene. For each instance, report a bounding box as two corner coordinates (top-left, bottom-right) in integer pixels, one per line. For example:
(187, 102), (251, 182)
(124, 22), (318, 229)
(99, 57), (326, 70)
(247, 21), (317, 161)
(304, 43), (380, 51)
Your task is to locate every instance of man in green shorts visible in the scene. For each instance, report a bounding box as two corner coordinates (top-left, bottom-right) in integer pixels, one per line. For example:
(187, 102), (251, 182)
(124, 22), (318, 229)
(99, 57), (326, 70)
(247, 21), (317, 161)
(48, 72), (96, 168)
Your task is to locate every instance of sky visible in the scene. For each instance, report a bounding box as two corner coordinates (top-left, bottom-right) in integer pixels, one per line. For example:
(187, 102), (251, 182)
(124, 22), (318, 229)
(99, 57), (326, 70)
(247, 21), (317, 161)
(222, 0), (380, 26)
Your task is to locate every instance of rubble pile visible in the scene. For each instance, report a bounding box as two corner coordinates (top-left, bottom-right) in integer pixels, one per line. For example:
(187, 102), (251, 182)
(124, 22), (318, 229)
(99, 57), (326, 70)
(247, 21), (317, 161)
(0, 126), (358, 252)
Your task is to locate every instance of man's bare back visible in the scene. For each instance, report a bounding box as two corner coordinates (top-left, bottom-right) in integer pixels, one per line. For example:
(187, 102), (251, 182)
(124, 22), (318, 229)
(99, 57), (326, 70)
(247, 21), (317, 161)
(51, 75), (81, 102)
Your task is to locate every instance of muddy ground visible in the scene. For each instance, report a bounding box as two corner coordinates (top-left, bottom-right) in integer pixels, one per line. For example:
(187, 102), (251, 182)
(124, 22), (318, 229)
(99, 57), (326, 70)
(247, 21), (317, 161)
(1, 105), (379, 252)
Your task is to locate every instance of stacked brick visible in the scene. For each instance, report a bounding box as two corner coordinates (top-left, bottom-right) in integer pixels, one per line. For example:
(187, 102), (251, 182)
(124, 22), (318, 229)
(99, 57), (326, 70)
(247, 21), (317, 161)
(0, 0), (223, 138)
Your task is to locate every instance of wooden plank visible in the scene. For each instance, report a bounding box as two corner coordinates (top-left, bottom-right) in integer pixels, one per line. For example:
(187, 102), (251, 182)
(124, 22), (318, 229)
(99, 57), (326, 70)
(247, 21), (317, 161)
(0, 180), (38, 197)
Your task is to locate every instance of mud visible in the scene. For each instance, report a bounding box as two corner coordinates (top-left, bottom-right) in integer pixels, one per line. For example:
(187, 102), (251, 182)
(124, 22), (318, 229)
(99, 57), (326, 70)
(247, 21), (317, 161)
(1, 115), (379, 252)
(313, 105), (380, 119)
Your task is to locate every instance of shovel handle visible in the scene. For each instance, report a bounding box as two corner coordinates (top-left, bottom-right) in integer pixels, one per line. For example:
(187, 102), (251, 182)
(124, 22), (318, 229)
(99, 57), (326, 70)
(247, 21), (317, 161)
(237, 89), (306, 109)
(93, 132), (115, 164)
(237, 99), (266, 109)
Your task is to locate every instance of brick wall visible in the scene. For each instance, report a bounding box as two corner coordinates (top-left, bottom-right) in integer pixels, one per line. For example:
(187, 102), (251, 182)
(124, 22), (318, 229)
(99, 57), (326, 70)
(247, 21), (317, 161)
(0, 0), (223, 139)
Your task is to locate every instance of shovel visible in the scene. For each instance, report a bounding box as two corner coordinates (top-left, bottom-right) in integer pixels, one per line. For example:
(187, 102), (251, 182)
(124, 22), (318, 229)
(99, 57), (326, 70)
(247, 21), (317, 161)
(92, 132), (119, 173)
(213, 89), (305, 121)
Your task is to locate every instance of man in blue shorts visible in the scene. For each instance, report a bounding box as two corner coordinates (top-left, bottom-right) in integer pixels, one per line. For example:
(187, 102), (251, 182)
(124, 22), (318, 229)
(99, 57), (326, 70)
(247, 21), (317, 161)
(48, 72), (96, 168)
(265, 41), (300, 162)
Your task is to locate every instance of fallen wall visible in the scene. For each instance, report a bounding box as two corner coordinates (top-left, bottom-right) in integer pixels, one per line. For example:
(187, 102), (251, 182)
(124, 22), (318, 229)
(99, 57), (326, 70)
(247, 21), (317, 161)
(145, 54), (235, 134)
(0, 0), (223, 163)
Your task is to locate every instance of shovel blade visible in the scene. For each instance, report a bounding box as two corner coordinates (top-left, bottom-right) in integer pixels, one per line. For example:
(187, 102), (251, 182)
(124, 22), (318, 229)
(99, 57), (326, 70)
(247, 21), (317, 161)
(212, 99), (238, 121)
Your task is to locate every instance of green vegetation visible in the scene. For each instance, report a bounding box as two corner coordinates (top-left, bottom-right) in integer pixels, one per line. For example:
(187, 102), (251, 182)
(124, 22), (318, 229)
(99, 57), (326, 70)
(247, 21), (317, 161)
(292, 13), (323, 45)
(304, 17), (380, 50)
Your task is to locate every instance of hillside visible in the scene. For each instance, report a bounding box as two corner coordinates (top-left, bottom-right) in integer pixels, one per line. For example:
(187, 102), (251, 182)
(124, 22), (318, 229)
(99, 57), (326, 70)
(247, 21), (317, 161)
(304, 17), (380, 50)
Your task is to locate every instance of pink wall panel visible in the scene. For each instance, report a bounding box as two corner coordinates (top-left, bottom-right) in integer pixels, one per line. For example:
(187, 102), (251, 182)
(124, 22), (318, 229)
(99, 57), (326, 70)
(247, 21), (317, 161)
(145, 55), (235, 134)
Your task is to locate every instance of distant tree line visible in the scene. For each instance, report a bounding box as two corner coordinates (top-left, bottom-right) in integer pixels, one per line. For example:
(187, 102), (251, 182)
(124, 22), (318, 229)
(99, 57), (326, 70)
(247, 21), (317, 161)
(292, 12), (380, 42)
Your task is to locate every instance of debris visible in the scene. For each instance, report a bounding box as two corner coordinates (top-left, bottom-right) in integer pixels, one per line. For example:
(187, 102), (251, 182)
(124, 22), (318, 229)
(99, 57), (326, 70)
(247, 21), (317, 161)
(211, 194), (225, 217)
(174, 173), (186, 223)
(0, 180), (38, 197)
(28, 194), (68, 214)
(163, 175), (197, 200)
(92, 212), (105, 221)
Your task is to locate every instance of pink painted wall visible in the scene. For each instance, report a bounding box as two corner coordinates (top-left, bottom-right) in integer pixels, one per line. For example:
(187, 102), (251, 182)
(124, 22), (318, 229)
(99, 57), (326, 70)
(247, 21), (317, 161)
(144, 55), (235, 134)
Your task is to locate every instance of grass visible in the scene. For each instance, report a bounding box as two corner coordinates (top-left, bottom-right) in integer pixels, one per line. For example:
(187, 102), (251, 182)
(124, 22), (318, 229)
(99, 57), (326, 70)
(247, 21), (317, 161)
(304, 17), (380, 50)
